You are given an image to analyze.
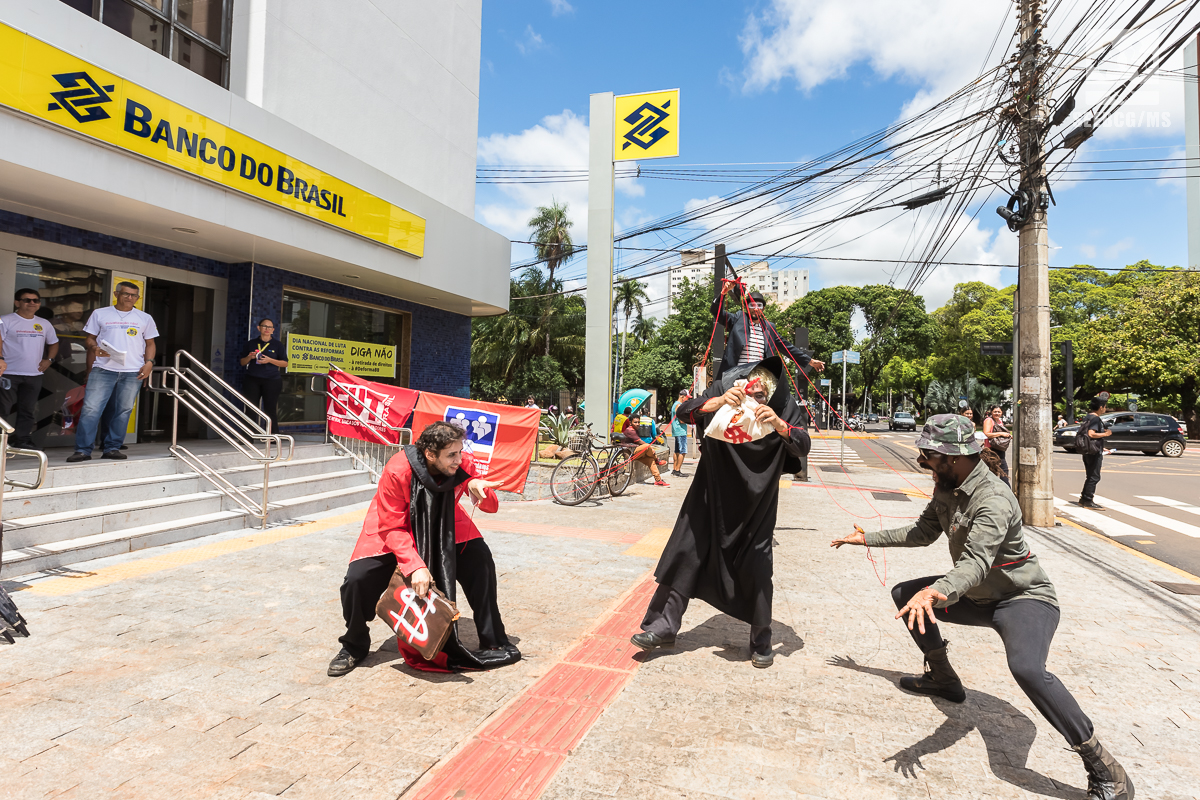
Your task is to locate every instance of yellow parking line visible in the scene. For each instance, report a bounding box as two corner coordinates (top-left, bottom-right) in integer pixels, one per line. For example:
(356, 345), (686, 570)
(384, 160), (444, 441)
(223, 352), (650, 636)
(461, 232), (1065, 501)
(623, 527), (673, 559)
(1056, 516), (1200, 584)
(20, 509), (367, 597)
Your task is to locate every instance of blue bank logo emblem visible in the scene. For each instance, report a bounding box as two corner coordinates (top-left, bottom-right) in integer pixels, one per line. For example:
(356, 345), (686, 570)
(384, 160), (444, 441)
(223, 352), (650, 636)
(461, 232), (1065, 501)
(621, 100), (671, 151)
(47, 72), (115, 123)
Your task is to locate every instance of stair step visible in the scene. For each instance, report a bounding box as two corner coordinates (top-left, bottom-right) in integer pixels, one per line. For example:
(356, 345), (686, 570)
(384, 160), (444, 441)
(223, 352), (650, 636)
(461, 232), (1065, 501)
(3, 492), (225, 550)
(267, 483), (376, 521)
(0, 510), (248, 578)
(2, 472), (203, 520)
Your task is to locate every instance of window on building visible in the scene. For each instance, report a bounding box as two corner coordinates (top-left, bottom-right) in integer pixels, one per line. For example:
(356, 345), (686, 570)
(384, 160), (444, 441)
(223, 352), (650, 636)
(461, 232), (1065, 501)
(278, 290), (412, 425)
(60, 0), (231, 88)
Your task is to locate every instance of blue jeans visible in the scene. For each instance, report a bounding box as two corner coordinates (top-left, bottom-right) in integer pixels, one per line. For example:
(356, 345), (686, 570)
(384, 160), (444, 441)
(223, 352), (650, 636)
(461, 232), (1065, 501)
(74, 368), (142, 453)
(672, 434), (688, 454)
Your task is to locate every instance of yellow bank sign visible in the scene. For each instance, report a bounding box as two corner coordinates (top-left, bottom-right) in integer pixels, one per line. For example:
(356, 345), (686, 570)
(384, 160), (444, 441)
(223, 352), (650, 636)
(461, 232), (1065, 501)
(0, 22), (425, 257)
(286, 333), (396, 378)
(614, 89), (679, 162)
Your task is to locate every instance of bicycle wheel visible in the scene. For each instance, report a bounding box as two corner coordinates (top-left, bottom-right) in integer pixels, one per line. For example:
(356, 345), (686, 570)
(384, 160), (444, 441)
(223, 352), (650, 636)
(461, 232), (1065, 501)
(551, 454), (598, 505)
(606, 449), (634, 497)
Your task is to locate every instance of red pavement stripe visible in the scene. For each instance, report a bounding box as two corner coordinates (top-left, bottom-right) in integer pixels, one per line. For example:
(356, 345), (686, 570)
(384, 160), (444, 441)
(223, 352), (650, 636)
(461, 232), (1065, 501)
(408, 575), (657, 800)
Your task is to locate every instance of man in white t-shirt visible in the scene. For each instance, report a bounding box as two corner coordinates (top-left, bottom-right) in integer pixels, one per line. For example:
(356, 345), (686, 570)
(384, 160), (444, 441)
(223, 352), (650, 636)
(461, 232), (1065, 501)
(0, 289), (60, 448)
(67, 282), (158, 462)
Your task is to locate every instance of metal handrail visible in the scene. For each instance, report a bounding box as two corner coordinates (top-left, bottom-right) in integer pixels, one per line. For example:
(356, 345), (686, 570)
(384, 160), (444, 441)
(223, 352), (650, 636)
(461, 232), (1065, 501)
(147, 350), (294, 529)
(5, 447), (48, 491)
(309, 371), (412, 446)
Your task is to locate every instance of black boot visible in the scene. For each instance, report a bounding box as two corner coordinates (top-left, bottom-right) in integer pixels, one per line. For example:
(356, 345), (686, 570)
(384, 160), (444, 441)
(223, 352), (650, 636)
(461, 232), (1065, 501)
(1073, 733), (1134, 799)
(899, 642), (966, 703)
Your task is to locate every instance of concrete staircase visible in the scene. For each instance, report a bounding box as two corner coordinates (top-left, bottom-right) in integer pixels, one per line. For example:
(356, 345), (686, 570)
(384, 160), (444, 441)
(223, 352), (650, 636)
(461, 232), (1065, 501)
(0, 443), (376, 578)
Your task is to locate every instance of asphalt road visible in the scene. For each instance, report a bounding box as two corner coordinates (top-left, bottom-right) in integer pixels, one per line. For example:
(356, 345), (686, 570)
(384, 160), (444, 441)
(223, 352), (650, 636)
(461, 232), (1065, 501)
(848, 425), (1200, 578)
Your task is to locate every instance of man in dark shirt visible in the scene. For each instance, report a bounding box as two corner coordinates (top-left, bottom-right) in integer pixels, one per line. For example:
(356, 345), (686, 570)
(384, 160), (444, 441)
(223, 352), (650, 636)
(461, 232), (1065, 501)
(238, 318), (288, 433)
(1078, 397), (1111, 510)
(711, 283), (824, 379)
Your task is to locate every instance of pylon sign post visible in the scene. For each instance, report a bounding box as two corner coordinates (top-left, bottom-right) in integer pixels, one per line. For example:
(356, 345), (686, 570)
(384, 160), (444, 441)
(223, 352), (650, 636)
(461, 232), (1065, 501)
(584, 89), (679, 439)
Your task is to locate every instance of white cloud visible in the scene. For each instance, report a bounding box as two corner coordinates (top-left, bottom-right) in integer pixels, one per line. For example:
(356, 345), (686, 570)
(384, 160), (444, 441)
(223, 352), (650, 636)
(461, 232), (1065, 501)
(549, 0), (574, 16)
(476, 110), (643, 244)
(515, 25), (544, 55)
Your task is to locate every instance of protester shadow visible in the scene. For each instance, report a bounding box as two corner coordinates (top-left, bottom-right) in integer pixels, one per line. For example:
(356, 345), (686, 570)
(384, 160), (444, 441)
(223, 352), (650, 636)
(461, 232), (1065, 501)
(639, 614), (805, 664)
(827, 655), (1079, 799)
(375, 635), (475, 683)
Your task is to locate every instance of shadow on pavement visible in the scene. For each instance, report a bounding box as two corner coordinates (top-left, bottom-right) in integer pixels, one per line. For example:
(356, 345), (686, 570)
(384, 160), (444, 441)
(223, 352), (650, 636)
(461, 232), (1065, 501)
(828, 654), (1080, 799)
(638, 614), (805, 664)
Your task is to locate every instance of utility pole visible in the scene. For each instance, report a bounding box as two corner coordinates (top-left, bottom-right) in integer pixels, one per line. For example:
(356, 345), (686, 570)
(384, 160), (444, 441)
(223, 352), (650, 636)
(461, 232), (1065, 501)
(712, 244), (727, 380)
(1014, 0), (1054, 526)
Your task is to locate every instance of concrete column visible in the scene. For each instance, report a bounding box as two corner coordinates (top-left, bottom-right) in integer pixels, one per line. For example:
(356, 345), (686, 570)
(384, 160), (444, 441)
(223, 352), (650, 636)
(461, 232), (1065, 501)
(0, 250), (17, 310)
(584, 92), (615, 437)
(1185, 37), (1200, 270)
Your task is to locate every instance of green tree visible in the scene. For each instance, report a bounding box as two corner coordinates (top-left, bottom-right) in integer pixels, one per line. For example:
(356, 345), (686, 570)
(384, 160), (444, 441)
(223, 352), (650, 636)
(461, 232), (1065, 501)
(527, 201), (576, 355)
(777, 286), (857, 363)
(631, 315), (657, 346)
(1083, 270), (1200, 439)
(855, 286), (935, 412)
(613, 279), (650, 392)
(653, 276), (718, 382)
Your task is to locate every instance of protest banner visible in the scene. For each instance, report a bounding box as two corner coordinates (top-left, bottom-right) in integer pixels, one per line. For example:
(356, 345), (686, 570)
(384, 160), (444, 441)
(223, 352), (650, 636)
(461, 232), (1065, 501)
(326, 369), (418, 445)
(412, 393), (540, 493)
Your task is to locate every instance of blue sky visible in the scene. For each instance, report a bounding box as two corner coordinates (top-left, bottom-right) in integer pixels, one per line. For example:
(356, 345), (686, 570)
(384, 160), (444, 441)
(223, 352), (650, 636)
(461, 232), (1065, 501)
(474, 0), (1189, 317)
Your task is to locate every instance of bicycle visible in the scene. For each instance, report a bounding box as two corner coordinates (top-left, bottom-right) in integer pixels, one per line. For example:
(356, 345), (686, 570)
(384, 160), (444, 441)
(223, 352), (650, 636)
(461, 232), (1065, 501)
(550, 424), (636, 505)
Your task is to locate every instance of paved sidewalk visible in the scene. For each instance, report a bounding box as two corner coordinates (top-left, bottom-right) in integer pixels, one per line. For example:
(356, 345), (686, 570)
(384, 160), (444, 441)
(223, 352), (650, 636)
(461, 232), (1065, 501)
(2, 463), (1198, 799)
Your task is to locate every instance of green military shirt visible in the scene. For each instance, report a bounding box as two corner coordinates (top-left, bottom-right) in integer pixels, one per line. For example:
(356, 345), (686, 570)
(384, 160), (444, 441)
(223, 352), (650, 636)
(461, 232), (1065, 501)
(864, 459), (1057, 608)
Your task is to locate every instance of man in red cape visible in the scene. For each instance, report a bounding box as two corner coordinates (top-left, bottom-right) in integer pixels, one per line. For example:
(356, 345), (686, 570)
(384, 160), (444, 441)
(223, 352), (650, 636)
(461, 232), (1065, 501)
(328, 421), (521, 675)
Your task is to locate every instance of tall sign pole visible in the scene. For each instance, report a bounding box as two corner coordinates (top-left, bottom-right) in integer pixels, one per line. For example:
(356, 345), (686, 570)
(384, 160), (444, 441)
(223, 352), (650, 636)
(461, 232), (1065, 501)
(1015, 0), (1054, 525)
(584, 89), (679, 437)
(584, 92), (615, 437)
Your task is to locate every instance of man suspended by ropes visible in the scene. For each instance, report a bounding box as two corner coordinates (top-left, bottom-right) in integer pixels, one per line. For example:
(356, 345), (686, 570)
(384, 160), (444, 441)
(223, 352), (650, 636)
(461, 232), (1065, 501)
(631, 356), (810, 668)
(712, 281), (825, 378)
(830, 415), (1133, 800)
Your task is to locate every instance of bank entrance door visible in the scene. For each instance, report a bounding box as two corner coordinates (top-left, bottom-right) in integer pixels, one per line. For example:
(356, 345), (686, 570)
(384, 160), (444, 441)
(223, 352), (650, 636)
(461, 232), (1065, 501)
(139, 278), (214, 441)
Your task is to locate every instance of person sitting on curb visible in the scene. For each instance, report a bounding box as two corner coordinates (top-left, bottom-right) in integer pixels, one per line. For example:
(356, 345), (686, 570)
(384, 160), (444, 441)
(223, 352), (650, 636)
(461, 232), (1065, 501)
(830, 413), (1133, 800)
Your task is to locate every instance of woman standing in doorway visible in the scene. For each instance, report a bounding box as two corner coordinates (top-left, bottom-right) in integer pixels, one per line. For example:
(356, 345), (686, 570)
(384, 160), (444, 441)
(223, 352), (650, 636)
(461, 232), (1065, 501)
(983, 404), (1012, 486)
(239, 318), (288, 433)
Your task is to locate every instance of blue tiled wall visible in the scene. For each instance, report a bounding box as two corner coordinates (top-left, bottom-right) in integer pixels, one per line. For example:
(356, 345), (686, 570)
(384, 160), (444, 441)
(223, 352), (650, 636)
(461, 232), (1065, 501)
(3, 212), (472, 398)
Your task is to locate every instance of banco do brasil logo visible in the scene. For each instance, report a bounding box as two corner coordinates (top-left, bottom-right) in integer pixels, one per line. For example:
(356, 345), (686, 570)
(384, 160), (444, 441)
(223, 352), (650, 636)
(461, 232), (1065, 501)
(621, 99), (671, 151)
(47, 72), (115, 124)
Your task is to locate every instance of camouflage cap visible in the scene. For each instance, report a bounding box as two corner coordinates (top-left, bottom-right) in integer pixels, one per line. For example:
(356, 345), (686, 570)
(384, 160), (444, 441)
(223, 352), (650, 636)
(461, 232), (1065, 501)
(914, 414), (982, 456)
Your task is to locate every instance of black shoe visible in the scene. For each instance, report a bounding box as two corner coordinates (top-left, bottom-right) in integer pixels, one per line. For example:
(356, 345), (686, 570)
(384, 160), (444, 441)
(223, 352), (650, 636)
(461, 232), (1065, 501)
(751, 651), (775, 669)
(327, 648), (361, 677)
(630, 631), (676, 651)
(475, 643), (522, 667)
(1079, 500), (1106, 511)
(101, 450), (127, 460)
(898, 643), (966, 703)
(66, 451), (91, 463)
(120, 445), (128, 450)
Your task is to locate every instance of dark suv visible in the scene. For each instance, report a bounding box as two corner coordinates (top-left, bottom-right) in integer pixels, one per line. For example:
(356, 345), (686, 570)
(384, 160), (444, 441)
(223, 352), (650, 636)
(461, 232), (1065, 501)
(1055, 412), (1187, 458)
(890, 411), (917, 431)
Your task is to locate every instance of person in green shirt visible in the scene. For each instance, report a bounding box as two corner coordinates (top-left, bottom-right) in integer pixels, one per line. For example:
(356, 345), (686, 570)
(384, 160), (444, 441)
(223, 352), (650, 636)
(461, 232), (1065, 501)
(830, 414), (1132, 800)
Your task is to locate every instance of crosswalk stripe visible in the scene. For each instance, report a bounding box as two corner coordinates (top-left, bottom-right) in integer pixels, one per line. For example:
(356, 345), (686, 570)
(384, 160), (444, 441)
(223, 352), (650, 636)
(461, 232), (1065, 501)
(1054, 497), (1154, 537)
(1138, 496), (1200, 519)
(1093, 495), (1200, 539)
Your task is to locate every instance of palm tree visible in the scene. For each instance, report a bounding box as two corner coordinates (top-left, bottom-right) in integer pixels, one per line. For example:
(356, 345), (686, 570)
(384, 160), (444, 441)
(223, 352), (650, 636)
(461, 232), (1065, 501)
(527, 200), (576, 355)
(613, 279), (649, 392)
(632, 315), (657, 346)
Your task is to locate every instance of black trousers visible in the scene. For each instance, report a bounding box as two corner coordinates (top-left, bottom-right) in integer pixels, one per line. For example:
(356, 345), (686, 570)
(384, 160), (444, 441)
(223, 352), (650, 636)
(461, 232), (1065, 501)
(1080, 453), (1103, 504)
(892, 576), (1094, 747)
(0, 374), (41, 446)
(242, 376), (282, 433)
(993, 447), (1011, 486)
(337, 538), (509, 660)
(641, 582), (773, 655)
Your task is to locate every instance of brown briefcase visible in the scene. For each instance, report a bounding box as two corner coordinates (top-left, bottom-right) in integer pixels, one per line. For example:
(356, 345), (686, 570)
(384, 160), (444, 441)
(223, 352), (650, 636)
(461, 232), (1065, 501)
(375, 568), (460, 661)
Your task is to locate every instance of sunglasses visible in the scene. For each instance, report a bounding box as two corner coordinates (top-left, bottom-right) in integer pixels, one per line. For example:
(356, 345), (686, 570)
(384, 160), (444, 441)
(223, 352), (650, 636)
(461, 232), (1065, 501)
(18, 297), (40, 304)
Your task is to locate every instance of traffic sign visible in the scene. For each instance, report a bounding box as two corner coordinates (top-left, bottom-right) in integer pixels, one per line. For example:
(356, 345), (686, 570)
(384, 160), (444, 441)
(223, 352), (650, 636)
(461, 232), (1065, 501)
(981, 341), (1013, 356)
(820, 379), (832, 386)
(831, 350), (861, 364)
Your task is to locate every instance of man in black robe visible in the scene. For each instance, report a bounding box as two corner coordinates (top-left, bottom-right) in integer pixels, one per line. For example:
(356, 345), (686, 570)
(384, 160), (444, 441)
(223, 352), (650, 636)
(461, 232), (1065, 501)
(631, 356), (810, 668)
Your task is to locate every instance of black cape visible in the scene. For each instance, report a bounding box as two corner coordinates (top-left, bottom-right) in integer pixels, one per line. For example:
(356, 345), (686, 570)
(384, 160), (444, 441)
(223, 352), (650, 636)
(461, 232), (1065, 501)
(404, 446), (517, 671)
(653, 357), (811, 627)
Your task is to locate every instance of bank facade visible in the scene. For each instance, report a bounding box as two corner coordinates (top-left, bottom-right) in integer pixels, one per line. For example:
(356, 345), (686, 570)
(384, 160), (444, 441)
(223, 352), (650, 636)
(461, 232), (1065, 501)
(0, 0), (507, 446)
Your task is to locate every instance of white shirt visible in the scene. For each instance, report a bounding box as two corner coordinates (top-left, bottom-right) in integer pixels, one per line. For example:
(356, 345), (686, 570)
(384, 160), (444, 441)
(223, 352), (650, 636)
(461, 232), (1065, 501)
(741, 321), (766, 364)
(0, 313), (59, 376)
(84, 306), (159, 372)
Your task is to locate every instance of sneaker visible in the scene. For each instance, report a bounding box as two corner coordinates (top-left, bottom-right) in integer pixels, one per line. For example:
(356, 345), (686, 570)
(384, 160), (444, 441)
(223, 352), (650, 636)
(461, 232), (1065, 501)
(327, 648), (361, 677)
(101, 450), (127, 460)
(1079, 501), (1106, 511)
(66, 451), (91, 463)
(751, 651), (775, 669)
(654, 479), (670, 487)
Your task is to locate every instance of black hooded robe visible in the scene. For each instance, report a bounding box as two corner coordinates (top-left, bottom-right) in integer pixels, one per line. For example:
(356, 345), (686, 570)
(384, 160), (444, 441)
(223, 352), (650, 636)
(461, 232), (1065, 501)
(653, 357), (811, 628)
(400, 446), (518, 672)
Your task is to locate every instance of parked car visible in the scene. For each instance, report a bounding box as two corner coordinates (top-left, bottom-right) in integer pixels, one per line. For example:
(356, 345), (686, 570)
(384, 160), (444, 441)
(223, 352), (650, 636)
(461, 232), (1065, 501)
(890, 411), (917, 431)
(867, 413), (879, 424)
(1054, 412), (1186, 458)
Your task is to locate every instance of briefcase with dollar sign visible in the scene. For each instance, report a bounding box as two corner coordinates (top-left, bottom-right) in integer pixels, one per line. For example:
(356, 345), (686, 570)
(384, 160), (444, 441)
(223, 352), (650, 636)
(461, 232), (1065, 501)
(375, 568), (460, 661)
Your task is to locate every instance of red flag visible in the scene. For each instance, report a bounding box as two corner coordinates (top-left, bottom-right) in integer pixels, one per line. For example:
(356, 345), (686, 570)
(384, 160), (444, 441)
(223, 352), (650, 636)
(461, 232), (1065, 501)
(412, 393), (540, 493)
(326, 369), (419, 445)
